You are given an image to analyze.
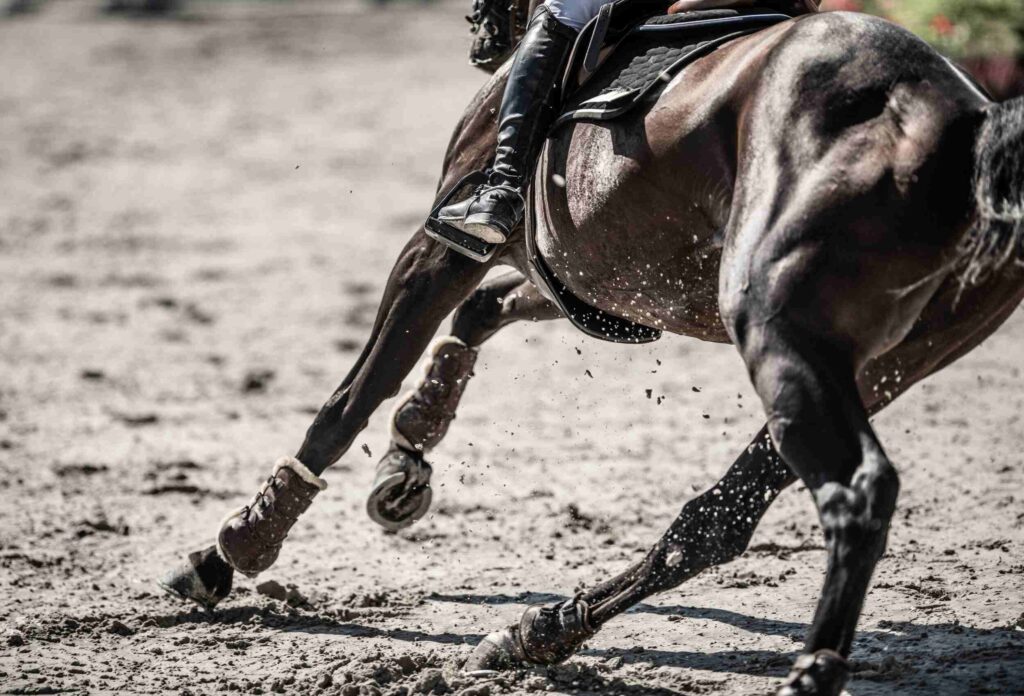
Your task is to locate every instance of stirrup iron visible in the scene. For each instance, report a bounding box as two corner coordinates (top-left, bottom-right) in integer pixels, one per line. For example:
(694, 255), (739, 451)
(425, 171), (501, 263)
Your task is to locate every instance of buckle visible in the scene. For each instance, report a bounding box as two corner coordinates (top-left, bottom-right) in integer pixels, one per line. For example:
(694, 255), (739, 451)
(558, 593), (593, 635)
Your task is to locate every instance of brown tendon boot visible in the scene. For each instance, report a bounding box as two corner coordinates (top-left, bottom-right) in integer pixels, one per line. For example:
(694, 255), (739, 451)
(390, 336), (479, 453)
(217, 456), (326, 577)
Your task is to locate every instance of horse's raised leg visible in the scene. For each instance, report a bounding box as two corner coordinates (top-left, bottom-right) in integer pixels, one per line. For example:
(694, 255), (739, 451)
(368, 271), (561, 530)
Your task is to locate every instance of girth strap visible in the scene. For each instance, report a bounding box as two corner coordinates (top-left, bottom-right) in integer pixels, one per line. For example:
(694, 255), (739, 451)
(583, 3), (615, 76)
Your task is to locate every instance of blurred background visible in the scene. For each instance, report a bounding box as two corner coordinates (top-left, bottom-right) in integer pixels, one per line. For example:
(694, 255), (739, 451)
(826, 0), (1024, 99)
(5, 0), (1024, 98)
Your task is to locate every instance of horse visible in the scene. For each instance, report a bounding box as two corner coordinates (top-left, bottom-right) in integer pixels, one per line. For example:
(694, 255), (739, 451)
(163, 3), (1024, 694)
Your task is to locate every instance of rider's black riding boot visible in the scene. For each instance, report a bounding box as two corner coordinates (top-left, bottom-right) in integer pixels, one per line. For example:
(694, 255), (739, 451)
(437, 6), (576, 248)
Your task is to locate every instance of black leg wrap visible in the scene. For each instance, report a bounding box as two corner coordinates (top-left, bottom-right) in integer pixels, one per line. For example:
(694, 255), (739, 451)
(777, 650), (850, 696)
(517, 594), (596, 664)
(464, 595), (594, 673)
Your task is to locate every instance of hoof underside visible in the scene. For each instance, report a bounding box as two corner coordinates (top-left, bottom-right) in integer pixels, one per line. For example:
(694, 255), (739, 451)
(158, 546), (234, 611)
(366, 448), (433, 531)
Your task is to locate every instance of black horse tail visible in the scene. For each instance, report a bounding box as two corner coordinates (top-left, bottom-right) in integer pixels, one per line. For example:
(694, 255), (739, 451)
(961, 96), (1024, 284)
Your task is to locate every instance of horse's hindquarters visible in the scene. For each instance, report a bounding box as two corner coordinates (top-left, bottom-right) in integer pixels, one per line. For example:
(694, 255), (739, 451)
(719, 12), (989, 365)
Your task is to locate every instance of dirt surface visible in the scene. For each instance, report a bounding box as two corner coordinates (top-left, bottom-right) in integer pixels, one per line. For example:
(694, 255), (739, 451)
(1, 2), (1022, 695)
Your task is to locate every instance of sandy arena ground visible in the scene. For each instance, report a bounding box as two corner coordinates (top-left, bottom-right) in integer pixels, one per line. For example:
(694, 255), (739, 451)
(0, 2), (1022, 694)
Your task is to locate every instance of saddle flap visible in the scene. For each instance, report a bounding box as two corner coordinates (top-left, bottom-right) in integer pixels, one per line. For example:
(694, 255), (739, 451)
(524, 150), (662, 344)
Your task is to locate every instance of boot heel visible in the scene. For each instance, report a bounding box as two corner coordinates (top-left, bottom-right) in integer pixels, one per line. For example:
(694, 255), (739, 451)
(461, 215), (510, 243)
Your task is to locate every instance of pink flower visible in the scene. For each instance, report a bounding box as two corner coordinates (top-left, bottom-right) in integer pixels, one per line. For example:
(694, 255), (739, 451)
(930, 13), (954, 36)
(826, 0), (863, 10)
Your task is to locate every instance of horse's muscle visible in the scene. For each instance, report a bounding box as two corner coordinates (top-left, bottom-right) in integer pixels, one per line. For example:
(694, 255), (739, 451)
(534, 18), (797, 340)
(534, 12), (998, 357)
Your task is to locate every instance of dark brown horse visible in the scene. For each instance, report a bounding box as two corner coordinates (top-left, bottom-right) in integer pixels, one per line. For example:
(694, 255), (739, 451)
(164, 6), (1024, 695)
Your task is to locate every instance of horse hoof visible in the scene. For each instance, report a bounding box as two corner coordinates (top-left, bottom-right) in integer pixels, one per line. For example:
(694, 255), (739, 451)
(463, 628), (527, 674)
(776, 650), (850, 696)
(366, 447), (433, 531)
(158, 546), (233, 611)
(515, 597), (595, 665)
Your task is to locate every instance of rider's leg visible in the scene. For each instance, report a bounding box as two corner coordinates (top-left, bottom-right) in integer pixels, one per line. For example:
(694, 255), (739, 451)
(544, 0), (611, 31)
(368, 273), (562, 531)
(436, 4), (580, 247)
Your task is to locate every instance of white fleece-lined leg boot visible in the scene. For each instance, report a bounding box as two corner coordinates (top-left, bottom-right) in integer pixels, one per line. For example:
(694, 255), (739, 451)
(217, 456), (326, 577)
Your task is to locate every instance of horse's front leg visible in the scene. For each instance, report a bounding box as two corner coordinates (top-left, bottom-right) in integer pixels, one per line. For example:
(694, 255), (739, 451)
(159, 231), (493, 609)
(295, 233), (493, 472)
(367, 271), (562, 530)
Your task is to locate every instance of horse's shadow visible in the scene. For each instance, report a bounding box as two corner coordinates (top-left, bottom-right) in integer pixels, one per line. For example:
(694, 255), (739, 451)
(424, 592), (1024, 691)
(155, 593), (1022, 693)
(151, 603), (485, 645)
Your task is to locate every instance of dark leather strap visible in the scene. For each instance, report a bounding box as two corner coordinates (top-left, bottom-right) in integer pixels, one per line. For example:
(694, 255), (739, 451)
(558, 595), (593, 634)
(583, 3), (615, 75)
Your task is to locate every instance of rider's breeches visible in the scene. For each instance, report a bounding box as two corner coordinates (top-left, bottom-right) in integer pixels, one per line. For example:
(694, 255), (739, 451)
(543, 0), (609, 31)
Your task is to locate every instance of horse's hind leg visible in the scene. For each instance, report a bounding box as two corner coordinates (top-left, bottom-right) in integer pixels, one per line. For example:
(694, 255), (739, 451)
(581, 426), (794, 617)
(718, 198), (954, 692)
(734, 319), (898, 695)
(465, 426), (797, 669)
(463, 298), (967, 673)
(368, 271), (561, 530)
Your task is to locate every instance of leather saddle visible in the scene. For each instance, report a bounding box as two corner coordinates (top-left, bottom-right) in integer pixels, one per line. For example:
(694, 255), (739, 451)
(555, 3), (799, 128)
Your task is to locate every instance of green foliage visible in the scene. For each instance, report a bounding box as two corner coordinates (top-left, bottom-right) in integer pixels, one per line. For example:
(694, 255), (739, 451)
(854, 0), (1024, 58)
